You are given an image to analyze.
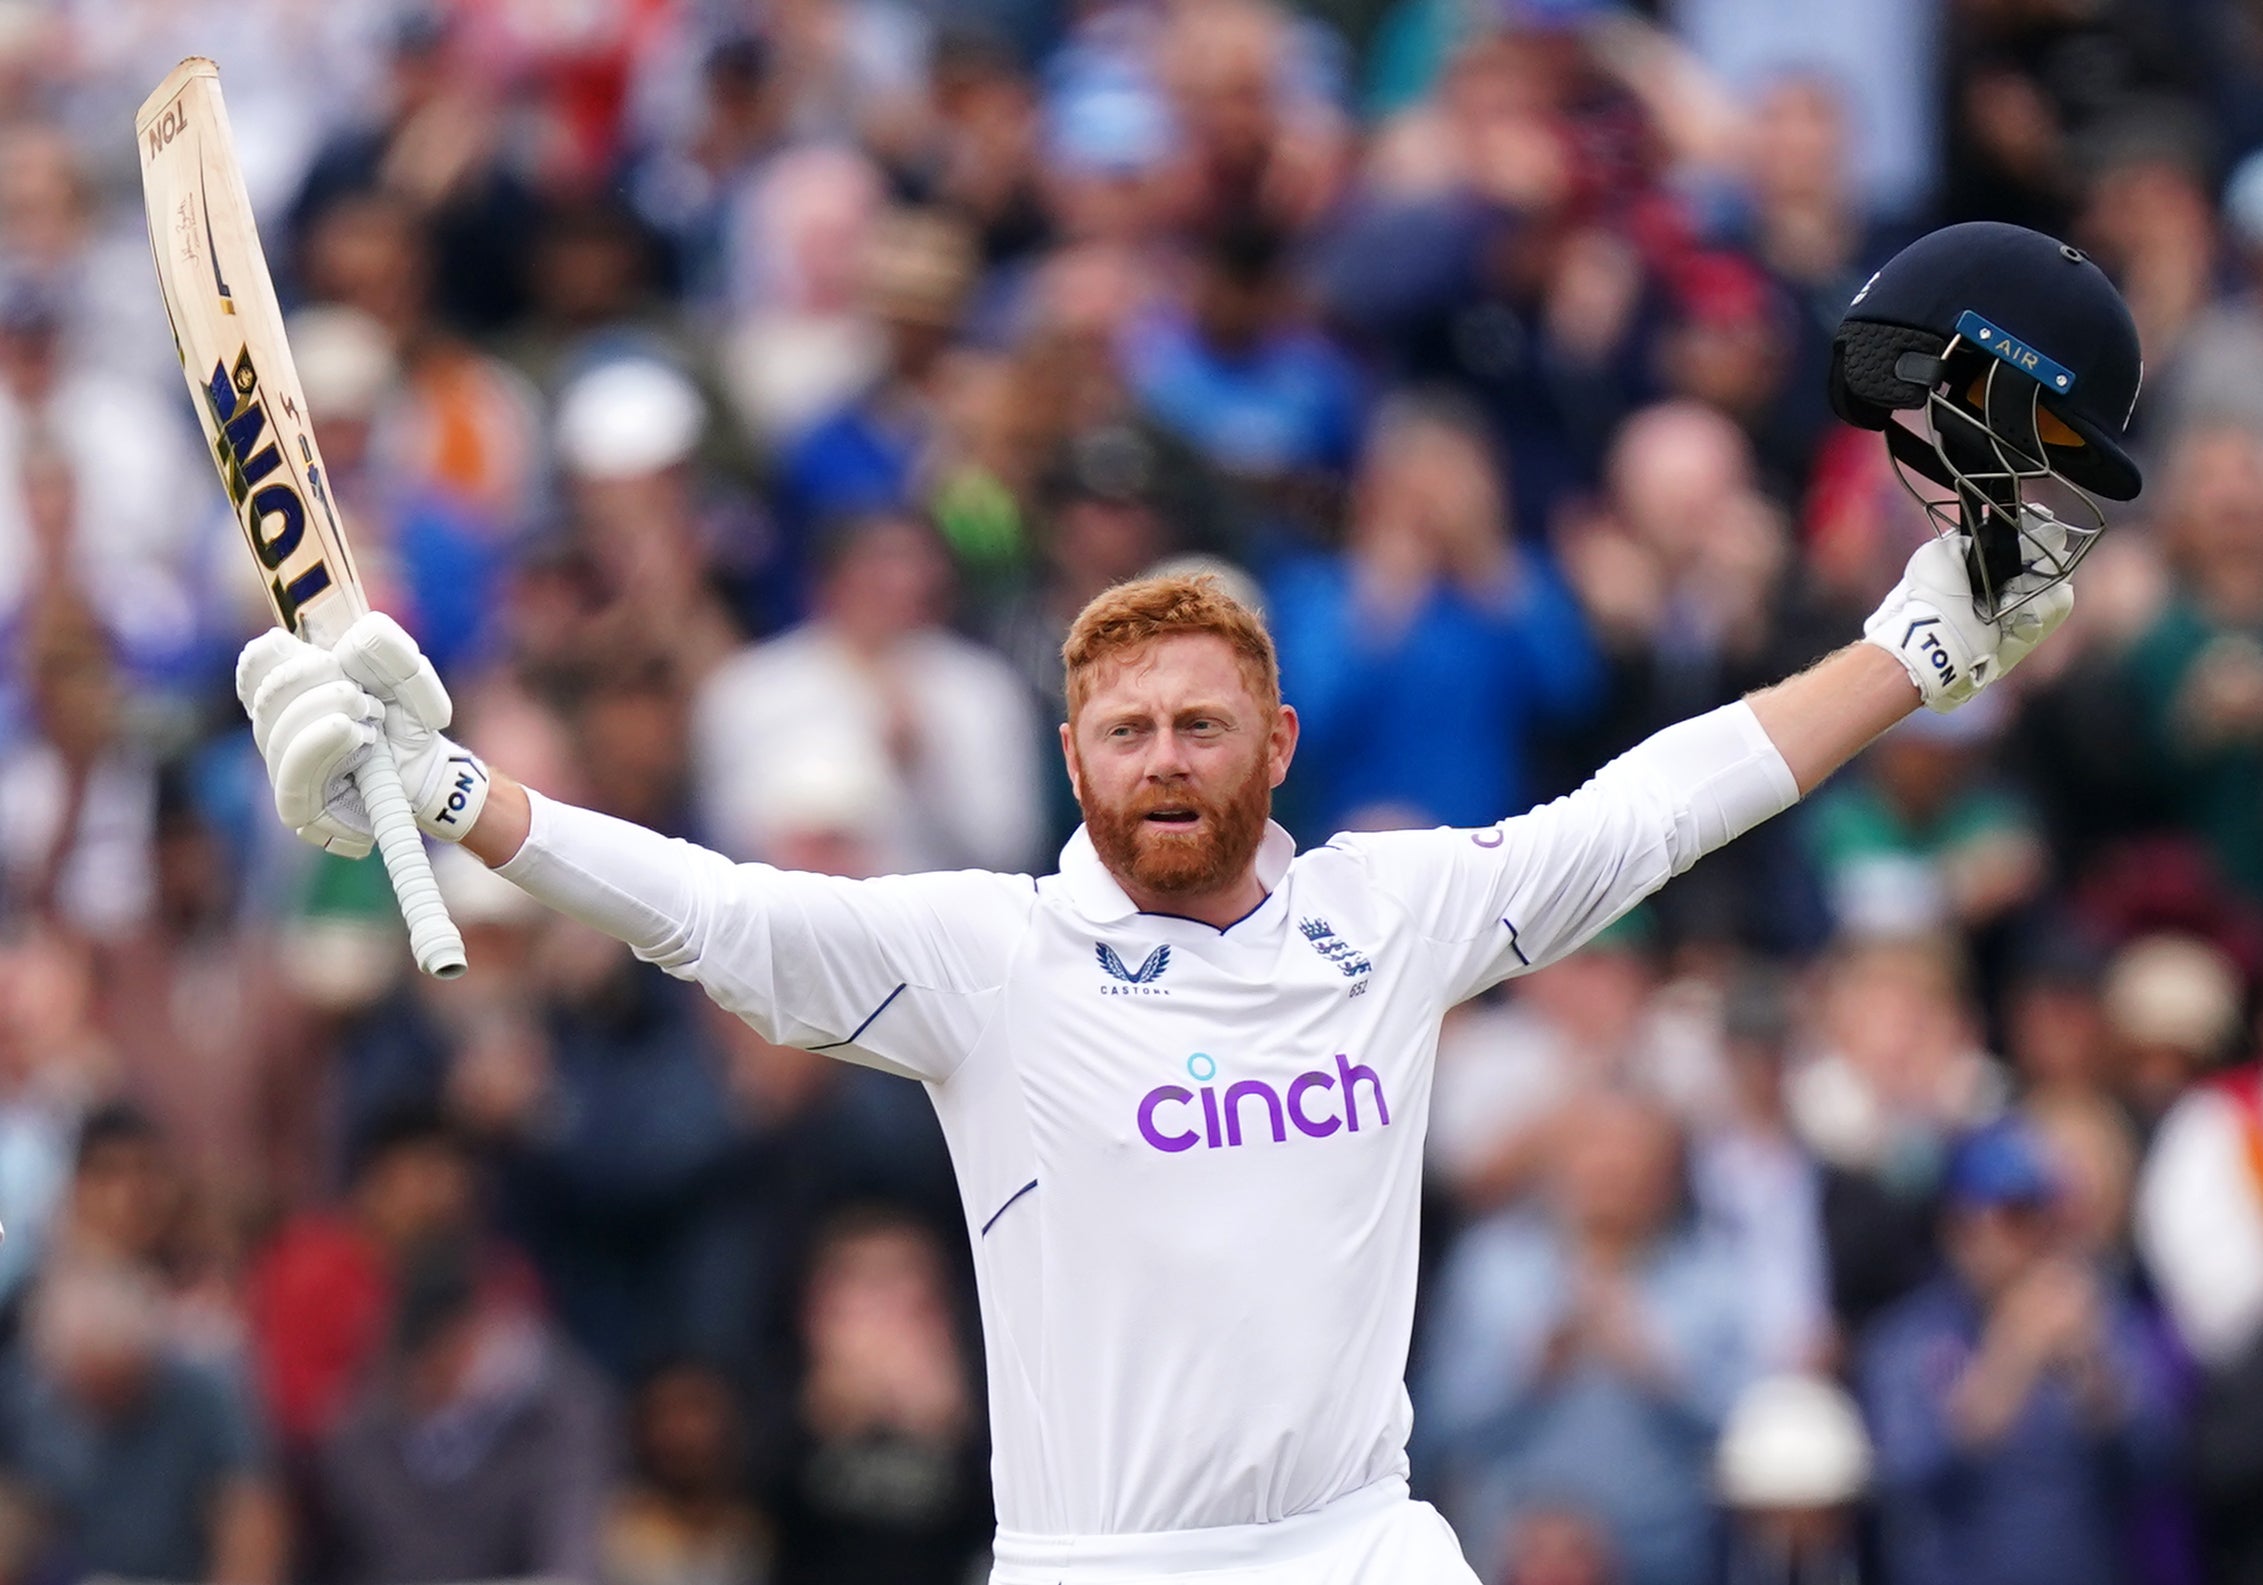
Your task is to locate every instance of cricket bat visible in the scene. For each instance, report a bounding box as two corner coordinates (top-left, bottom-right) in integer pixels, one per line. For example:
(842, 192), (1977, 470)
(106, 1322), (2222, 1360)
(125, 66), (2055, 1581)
(137, 58), (466, 979)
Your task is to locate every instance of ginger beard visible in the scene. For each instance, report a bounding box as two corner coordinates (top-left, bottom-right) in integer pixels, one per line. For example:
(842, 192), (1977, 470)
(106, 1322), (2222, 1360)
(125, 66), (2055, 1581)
(1074, 742), (1274, 901)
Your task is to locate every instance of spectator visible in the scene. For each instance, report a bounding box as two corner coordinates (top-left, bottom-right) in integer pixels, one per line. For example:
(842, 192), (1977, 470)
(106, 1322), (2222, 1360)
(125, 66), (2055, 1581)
(1269, 394), (1599, 839)
(1429, 914), (1724, 1215)
(245, 1107), (482, 1456)
(695, 511), (1044, 874)
(1121, 214), (1363, 533)
(297, 190), (543, 530)
(1804, 697), (2049, 938)
(0, 590), (156, 940)
(1672, 0), (1942, 223)
(2000, 928), (2114, 1114)
(767, 1208), (989, 1585)
(1714, 1374), (1876, 1585)
(627, 31), (788, 316)
(2122, 422), (2263, 902)
(543, 357), (751, 686)
(0, 930), (83, 1318)
(603, 1360), (766, 1585)
(98, 772), (311, 1253)
(1498, 1504), (1621, 1585)
(2139, 1033), (2263, 1584)
(714, 145), (890, 445)
(2103, 933), (2247, 1136)
(0, 275), (204, 664)
(1556, 401), (1834, 951)
(460, 921), (751, 1386)
(1419, 1089), (1755, 1585)
(1859, 1118), (2182, 1585)
(288, 6), (542, 336)
(319, 1235), (614, 1585)
(1693, 967), (1833, 1375)
(774, 207), (981, 545)
(0, 1259), (283, 1585)
(284, 304), (509, 676)
(1789, 935), (2006, 1331)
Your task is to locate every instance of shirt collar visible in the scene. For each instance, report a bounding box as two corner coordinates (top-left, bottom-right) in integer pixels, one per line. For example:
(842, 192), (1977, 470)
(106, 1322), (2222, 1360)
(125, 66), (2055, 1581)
(1056, 821), (1297, 928)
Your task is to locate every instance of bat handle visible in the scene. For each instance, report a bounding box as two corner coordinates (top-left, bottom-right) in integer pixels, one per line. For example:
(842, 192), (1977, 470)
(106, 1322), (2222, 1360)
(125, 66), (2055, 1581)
(352, 745), (468, 979)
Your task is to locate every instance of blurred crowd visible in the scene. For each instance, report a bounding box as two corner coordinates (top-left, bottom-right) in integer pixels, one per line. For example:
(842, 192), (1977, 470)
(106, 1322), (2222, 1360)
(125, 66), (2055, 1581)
(0, 0), (2261, 1583)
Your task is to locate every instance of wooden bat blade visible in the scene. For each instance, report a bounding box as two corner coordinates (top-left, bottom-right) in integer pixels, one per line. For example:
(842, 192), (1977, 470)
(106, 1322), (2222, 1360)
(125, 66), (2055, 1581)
(137, 56), (365, 648)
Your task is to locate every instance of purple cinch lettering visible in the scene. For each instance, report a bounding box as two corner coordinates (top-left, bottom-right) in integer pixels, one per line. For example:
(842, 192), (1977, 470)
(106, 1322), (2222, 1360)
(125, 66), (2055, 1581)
(1336, 1055), (1389, 1132)
(1199, 1086), (1222, 1149)
(1138, 1086), (1197, 1152)
(1287, 1071), (1340, 1137)
(1223, 1080), (1286, 1147)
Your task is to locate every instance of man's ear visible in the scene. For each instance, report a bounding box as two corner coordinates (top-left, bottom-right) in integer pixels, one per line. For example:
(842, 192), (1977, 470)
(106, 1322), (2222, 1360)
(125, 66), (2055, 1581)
(1059, 720), (1083, 802)
(1268, 704), (1299, 789)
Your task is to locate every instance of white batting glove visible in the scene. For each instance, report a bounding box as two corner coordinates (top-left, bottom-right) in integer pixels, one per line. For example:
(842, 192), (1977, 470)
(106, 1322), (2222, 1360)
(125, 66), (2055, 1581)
(237, 631), (383, 857)
(235, 615), (490, 853)
(1862, 514), (2075, 712)
(332, 613), (491, 842)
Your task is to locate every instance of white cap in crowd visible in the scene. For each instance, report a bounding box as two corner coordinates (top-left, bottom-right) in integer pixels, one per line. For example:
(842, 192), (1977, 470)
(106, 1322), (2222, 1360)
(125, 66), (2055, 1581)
(555, 357), (706, 480)
(1715, 1374), (1875, 1510)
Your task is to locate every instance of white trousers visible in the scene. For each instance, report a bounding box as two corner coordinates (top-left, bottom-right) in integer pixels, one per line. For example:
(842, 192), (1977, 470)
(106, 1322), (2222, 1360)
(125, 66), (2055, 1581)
(989, 1479), (1484, 1585)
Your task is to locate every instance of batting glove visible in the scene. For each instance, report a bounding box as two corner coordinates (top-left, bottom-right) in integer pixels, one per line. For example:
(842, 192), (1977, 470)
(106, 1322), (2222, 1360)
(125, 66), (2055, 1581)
(1862, 513), (2075, 713)
(235, 615), (490, 854)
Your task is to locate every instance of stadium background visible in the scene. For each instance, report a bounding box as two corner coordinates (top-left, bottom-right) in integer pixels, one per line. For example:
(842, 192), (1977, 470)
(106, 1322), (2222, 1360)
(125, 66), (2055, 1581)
(0, 0), (2260, 1582)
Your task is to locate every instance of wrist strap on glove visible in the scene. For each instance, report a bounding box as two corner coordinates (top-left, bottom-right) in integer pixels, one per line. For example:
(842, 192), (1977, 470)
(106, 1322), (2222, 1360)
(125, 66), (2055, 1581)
(412, 743), (491, 842)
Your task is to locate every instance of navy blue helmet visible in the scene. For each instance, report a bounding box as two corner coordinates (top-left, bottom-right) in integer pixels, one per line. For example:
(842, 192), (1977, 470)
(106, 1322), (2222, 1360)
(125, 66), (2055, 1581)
(1830, 221), (2143, 614)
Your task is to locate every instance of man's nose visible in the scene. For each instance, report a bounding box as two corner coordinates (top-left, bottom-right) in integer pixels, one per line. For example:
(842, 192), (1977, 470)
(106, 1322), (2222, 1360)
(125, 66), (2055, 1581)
(1143, 730), (1193, 780)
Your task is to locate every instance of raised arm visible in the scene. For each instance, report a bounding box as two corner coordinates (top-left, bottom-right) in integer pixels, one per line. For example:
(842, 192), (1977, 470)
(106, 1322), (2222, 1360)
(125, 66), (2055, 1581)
(237, 616), (1026, 1083)
(1330, 526), (2073, 1002)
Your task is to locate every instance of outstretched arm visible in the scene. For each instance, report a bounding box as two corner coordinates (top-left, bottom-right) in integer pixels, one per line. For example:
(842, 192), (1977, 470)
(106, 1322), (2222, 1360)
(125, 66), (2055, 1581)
(1746, 643), (1921, 798)
(239, 618), (1023, 1083)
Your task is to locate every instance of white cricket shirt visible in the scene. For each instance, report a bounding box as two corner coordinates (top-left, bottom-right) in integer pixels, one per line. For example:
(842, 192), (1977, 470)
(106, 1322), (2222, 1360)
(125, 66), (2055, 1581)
(496, 701), (1799, 1540)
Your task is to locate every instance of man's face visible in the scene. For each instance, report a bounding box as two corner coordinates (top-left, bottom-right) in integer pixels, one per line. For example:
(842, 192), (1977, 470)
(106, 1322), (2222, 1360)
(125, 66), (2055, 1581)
(1063, 633), (1296, 901)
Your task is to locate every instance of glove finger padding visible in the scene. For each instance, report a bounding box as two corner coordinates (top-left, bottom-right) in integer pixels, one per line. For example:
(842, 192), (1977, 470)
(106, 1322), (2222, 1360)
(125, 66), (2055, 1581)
(248, 648), (353, 756)
(264, 678), (382, 777)
(336, 611), (451, 730)
(235, 629), (313, 719)
(1995, 579), (2074, 679)
(273, 709), (378, 830)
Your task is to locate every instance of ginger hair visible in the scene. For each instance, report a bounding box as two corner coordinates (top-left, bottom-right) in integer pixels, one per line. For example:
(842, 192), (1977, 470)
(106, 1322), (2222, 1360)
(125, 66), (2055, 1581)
(1061, 574), (1279, 722)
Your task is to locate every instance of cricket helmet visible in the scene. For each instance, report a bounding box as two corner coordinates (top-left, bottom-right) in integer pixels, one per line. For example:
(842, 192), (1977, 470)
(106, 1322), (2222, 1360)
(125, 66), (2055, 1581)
(1829, 221), (2143, 615)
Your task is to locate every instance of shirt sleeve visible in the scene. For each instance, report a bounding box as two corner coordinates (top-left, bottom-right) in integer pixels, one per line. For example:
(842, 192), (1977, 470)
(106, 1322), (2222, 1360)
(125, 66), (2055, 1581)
(1326, 701), (1799, 1005)
(496, 791), (1028, 1083)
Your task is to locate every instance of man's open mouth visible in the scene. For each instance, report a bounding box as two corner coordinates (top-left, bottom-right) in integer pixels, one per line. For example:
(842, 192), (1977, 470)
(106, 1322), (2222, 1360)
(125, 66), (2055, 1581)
(1143, 808), (1200, 825)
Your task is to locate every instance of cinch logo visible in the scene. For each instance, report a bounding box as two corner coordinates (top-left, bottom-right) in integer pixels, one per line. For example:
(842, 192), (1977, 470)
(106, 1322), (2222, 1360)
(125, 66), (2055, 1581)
(1136, 1052), (1390, 1153)
(1097, 942), (1171, 996)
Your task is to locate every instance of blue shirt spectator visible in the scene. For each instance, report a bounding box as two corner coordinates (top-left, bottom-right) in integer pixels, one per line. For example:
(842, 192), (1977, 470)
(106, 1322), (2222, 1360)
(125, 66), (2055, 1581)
(1269, 398), (1599, 839)
(1123, 219), (1364, 487)
(1, 1263), (274, 1585)
(1417, 1091), (1756, 1585)
(1858, 1119), (2185, 1585)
